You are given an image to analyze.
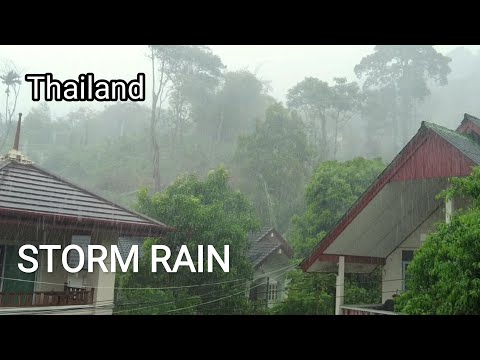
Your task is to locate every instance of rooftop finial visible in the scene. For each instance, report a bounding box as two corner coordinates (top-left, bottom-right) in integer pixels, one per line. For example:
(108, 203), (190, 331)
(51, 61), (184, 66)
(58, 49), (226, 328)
(13, 112), (22, 151)
(0, 112), (32, 164)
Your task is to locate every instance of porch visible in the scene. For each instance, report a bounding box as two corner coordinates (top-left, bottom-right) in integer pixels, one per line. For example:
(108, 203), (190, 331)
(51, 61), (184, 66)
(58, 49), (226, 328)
(303, 177), (457, 315)
(0, 287), (94, 307)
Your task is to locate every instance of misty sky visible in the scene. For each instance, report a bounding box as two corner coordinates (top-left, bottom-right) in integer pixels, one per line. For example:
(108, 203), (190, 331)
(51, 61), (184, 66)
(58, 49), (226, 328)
(1, 45), (479, 119)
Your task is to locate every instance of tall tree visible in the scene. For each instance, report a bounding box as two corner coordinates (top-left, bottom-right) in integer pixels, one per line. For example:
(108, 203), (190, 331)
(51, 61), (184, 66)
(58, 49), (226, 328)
(117, 167), (260, 315)
(288, 157), (385, 258)
(233, 103), (312, 232)
(287, 77), (332, 158)
(354, 45), (451, 149)
(210, 70), (274, 142)
(287, 77), (361, 160)
(360, 86), (397, 159)
(328, 78), (361, 160)
(273, 158), (385, 315)
(148, 45), (224, 192)
(22, 103), (53, 162)
(0, 61), (22, 151)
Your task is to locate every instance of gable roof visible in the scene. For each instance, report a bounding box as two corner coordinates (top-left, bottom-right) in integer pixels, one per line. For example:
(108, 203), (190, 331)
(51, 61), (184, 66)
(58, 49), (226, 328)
(301, 119), (480, 272)
(0, 159), (172, 236)
(463, 113), (480, 128)
(248, 227), (293, 267)
(456, 113), (480, 136)
(424, 121), (480, 164)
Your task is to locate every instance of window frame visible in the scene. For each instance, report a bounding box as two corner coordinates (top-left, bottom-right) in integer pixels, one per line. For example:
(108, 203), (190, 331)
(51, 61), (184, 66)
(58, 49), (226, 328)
(267, 281), (278, 301)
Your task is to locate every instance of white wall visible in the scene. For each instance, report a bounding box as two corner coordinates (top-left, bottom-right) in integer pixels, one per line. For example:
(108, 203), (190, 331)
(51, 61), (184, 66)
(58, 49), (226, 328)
(0, 226), (118, 315)
(252, 250), (291, 307)
(382, 206), (443, 302)
(84, 231), (118, 315)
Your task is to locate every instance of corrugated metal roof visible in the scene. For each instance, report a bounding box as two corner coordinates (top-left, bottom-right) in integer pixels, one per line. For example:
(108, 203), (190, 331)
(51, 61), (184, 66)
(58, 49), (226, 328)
(0, 160), (169, 231)
(424, 121), (480, 164)
(248, 228), (293, 267)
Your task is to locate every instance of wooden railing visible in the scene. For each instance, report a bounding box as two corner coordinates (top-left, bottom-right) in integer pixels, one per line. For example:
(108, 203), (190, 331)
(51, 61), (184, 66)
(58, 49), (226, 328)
(0, 288), (94, 307)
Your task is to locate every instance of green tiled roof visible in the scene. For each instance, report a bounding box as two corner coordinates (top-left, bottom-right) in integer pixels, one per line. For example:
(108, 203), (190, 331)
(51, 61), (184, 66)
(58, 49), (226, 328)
(423, 121), (480, 164)
(464, 113), (480, 128)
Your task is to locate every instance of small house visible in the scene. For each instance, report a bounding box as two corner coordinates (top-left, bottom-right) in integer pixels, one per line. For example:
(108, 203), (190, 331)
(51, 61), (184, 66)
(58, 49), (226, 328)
(247, 227), (293, 307)
(301, 114), (480, 315)
(0, 116), (172, 314)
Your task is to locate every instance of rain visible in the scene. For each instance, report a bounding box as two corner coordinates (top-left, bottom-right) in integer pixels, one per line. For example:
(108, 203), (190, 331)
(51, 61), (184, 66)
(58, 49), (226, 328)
(0, 45), (479, 315)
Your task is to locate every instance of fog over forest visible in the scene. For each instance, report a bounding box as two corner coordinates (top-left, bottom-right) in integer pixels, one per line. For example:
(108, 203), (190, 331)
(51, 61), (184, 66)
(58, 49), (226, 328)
(0, 45), (478, 223)
(0, 46), (479, 215)
(1, 45), (480, 315)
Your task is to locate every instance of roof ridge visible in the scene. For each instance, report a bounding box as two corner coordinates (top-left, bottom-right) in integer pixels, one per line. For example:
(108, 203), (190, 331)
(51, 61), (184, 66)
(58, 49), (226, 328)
(464, 113), (480, 125)
(251, 227), (274, 241)
(423, 121), (480, 163)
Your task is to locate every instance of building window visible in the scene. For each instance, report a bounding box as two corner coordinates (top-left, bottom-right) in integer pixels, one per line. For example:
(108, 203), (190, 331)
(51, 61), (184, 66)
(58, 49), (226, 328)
(68, 235), (91, 270)
(268, 282), (278, 301)
(402, 250), (414, 291)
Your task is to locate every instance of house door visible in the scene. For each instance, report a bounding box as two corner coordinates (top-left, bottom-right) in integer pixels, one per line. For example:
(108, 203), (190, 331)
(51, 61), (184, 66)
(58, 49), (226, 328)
(2, 245), (36, 294)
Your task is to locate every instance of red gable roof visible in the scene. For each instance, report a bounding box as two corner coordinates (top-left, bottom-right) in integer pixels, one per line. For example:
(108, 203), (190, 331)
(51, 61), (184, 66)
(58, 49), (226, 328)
(301, 120), (480, 272)
(457, 113), (480, 137)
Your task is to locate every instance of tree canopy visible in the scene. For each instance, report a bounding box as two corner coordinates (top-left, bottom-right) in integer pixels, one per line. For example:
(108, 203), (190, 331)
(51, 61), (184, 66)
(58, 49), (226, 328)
(289, 157), (385, 258)
(272, 157), (385, 315)
(355, 45), (452, 149)
(116, 167), (261, 314)
(233, 103), (312, 232)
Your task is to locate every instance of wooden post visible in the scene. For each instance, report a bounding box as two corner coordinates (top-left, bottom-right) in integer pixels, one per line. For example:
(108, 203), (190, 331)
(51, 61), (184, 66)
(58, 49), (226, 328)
(335, 256), (345, 315)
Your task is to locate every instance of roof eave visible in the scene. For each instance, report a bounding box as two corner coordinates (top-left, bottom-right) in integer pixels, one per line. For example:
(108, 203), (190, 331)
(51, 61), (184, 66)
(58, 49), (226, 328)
(300, 124), (431, 272)
(0, 207), (174, 236)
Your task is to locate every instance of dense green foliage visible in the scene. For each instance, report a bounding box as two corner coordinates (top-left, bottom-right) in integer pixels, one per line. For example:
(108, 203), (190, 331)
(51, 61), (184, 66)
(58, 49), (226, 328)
(1, 45), (467, 314)
(233, 103), (312, 232)
(396, 167), (480, 314)
(355, 45), (452, 152)
(289, 157), (385, 258)
(272, 158), (385, 314)
(116, 167), (261, 314)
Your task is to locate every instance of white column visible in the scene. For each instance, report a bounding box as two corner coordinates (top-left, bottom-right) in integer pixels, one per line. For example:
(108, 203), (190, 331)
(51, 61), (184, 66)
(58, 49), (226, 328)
(86, 232), (117, 315)
(446, 199), (454, 224)
(335, 256), (345, 315)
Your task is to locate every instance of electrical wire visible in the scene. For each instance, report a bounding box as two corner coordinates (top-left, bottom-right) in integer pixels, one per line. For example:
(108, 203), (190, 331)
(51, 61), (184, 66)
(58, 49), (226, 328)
(0, 263), (297, 291)
(2, 265), (297, 315)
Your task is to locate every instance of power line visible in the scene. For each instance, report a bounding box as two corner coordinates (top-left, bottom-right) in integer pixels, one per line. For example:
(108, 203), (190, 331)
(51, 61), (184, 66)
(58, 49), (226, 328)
(0, 263), (296, 291)
(22, 266), (296, 315)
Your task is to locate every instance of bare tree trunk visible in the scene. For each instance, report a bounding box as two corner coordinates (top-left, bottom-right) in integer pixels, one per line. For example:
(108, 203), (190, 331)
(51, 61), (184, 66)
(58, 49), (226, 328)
(150, 107), (161, 193)
(400, 96), (410, 146)
(259, 172), (276, 228)
(333, 111), (341, 161)
(320, 114), (327, 159)
(216, 107), (224, 143)
(150, 48), (161, 193)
